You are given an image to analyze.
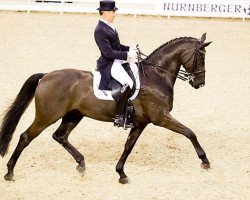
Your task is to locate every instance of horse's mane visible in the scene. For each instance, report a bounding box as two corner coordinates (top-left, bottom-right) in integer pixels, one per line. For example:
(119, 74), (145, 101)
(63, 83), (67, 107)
(146, 36), (197, 60)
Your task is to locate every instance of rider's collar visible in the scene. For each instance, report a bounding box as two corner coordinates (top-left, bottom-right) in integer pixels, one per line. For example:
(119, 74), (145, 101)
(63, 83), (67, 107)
(100, 18), (116, 31)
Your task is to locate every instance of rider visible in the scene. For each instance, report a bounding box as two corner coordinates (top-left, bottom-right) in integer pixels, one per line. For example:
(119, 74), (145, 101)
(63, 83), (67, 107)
(94, 0), (137, 128)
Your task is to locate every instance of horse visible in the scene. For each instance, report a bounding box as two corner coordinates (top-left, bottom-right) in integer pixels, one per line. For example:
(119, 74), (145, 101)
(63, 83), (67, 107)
(0, 33), (211, 184)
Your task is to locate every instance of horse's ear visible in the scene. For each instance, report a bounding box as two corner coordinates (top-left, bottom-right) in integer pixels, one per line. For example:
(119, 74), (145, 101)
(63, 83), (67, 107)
(199, 42), (212, 49)
(200, 33), (206, 43)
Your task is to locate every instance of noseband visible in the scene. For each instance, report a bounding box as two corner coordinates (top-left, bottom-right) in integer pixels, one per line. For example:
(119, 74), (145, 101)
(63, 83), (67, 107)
(137, 42), (206, 82)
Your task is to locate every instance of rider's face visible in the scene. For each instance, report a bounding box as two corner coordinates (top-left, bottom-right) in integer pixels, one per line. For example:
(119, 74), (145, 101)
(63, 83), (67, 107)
(104, 11), (116, 23)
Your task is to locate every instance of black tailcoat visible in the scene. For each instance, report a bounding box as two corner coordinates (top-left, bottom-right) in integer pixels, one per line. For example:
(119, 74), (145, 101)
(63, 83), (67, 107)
(94, 20), (129, 90)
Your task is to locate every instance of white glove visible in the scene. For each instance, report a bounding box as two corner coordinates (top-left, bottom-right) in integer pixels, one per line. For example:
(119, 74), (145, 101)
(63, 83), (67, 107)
(129, 46), (138, 52)
(127, 49), (138, 60)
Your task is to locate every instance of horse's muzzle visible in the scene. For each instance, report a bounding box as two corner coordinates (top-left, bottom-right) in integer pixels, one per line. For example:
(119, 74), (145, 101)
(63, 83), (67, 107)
(195, 83), (205, 89)
(189, 80), (205, 89)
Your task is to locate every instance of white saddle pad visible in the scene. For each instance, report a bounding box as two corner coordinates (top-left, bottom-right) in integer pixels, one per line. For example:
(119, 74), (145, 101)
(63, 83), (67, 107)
(92, 63), (140, 100)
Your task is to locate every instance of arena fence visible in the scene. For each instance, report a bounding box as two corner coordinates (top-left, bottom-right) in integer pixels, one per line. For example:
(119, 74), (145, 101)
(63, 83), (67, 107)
(0, 0), (249, 20)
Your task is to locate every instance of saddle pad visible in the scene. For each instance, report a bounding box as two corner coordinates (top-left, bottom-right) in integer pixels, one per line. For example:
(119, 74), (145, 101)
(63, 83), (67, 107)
(92, 63), (140, 100)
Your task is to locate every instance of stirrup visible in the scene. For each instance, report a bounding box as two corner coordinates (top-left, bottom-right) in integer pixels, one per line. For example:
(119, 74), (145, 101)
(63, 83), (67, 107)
(113, 116), (134, 130)
(114, 116), (124, 127)
(123, 121), (134, 130)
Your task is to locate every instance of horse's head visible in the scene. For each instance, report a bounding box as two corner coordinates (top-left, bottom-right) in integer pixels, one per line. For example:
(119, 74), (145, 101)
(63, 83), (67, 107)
(181, 33), (212, 89)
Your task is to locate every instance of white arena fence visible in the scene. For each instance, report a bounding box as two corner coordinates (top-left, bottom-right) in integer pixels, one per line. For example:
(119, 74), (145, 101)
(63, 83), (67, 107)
(0, 0), (249, 19)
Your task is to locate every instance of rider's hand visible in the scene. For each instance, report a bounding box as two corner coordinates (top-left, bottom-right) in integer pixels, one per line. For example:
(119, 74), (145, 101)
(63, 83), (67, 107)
(127, 49), (138, 60)
(129, 46), (138, 53)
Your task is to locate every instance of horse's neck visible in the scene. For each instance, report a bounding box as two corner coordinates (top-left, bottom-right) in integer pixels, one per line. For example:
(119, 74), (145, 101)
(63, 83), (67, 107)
(145, 43), (184, 87)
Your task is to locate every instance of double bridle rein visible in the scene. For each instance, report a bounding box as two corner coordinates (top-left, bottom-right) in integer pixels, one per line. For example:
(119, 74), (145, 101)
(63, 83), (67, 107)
(136, 43), (206, 82)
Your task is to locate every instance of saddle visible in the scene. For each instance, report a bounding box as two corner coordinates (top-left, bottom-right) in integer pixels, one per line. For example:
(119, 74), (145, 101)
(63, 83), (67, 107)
(92, 62), (140, 100)
(92, 62), (140, 129)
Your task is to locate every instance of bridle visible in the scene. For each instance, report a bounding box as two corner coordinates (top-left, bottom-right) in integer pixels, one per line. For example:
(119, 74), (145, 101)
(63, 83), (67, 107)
(179, 43), (206, 82)
(136, 42), (206, 82)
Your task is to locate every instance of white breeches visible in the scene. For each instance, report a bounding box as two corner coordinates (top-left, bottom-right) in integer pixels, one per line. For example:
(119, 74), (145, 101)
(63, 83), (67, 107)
(111, 59), (134, 89)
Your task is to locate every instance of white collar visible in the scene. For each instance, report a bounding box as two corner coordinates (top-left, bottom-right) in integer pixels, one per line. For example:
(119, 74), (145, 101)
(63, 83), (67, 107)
(100, 18), (116, 31)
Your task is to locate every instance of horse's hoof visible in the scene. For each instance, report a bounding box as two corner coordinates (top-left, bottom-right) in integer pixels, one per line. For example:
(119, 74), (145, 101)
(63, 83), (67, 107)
(201, 162), (210, 169)
(119, 177), (130, 184)
(4, 172), (14, 181)
(76, 165), (86, 175)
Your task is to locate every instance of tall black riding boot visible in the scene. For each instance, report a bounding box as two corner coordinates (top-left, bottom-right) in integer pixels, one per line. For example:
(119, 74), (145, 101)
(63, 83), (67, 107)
(114, 84), (133, 128)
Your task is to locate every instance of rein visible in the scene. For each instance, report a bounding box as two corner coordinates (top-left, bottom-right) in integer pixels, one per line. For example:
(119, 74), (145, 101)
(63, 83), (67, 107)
(136, 43), (205, 82)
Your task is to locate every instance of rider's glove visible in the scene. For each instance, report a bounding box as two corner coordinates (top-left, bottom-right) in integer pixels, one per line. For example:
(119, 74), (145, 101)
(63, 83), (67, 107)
(127, 49), (138, 60)
(129, 46), (138, 53)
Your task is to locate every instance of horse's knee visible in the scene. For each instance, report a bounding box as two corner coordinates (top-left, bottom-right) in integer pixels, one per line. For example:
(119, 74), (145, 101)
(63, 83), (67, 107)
(184, 128), (197, 140)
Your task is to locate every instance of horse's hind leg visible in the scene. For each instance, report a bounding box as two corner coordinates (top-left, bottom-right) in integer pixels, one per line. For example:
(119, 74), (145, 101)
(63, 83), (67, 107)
(4, 120), (47, 181)
(52, 110), (85, 174)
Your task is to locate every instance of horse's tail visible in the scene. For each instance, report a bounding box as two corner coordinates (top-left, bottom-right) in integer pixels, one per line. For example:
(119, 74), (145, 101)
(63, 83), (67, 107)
(0, 73), (46, 157)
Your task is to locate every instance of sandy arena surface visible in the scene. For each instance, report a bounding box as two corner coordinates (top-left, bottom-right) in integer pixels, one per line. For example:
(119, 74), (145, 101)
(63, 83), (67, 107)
(0, 11), (249, 200)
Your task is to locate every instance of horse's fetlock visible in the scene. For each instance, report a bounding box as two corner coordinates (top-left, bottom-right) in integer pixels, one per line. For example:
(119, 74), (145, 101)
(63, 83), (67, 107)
(116, 164), (122, 173)
(199, 152), (207, 160)
(76, 156), (84, 164)
(116, 168), (122, 174)
(7, 162), (12, 169)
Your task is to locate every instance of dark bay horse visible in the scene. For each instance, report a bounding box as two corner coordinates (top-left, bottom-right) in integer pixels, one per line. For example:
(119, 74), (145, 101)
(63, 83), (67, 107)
(0, 33), (211, 184)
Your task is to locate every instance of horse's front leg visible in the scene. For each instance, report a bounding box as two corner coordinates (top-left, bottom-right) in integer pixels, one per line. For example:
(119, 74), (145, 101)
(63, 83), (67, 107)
(116, 123), (148, 184)
(155, 112), (210, 169)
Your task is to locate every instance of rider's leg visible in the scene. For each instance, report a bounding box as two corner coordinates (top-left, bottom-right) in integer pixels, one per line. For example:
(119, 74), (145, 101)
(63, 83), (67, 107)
(113, 84), (132, 127)
(111, 59), (134, 89)
(111, 60), (134, 128)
